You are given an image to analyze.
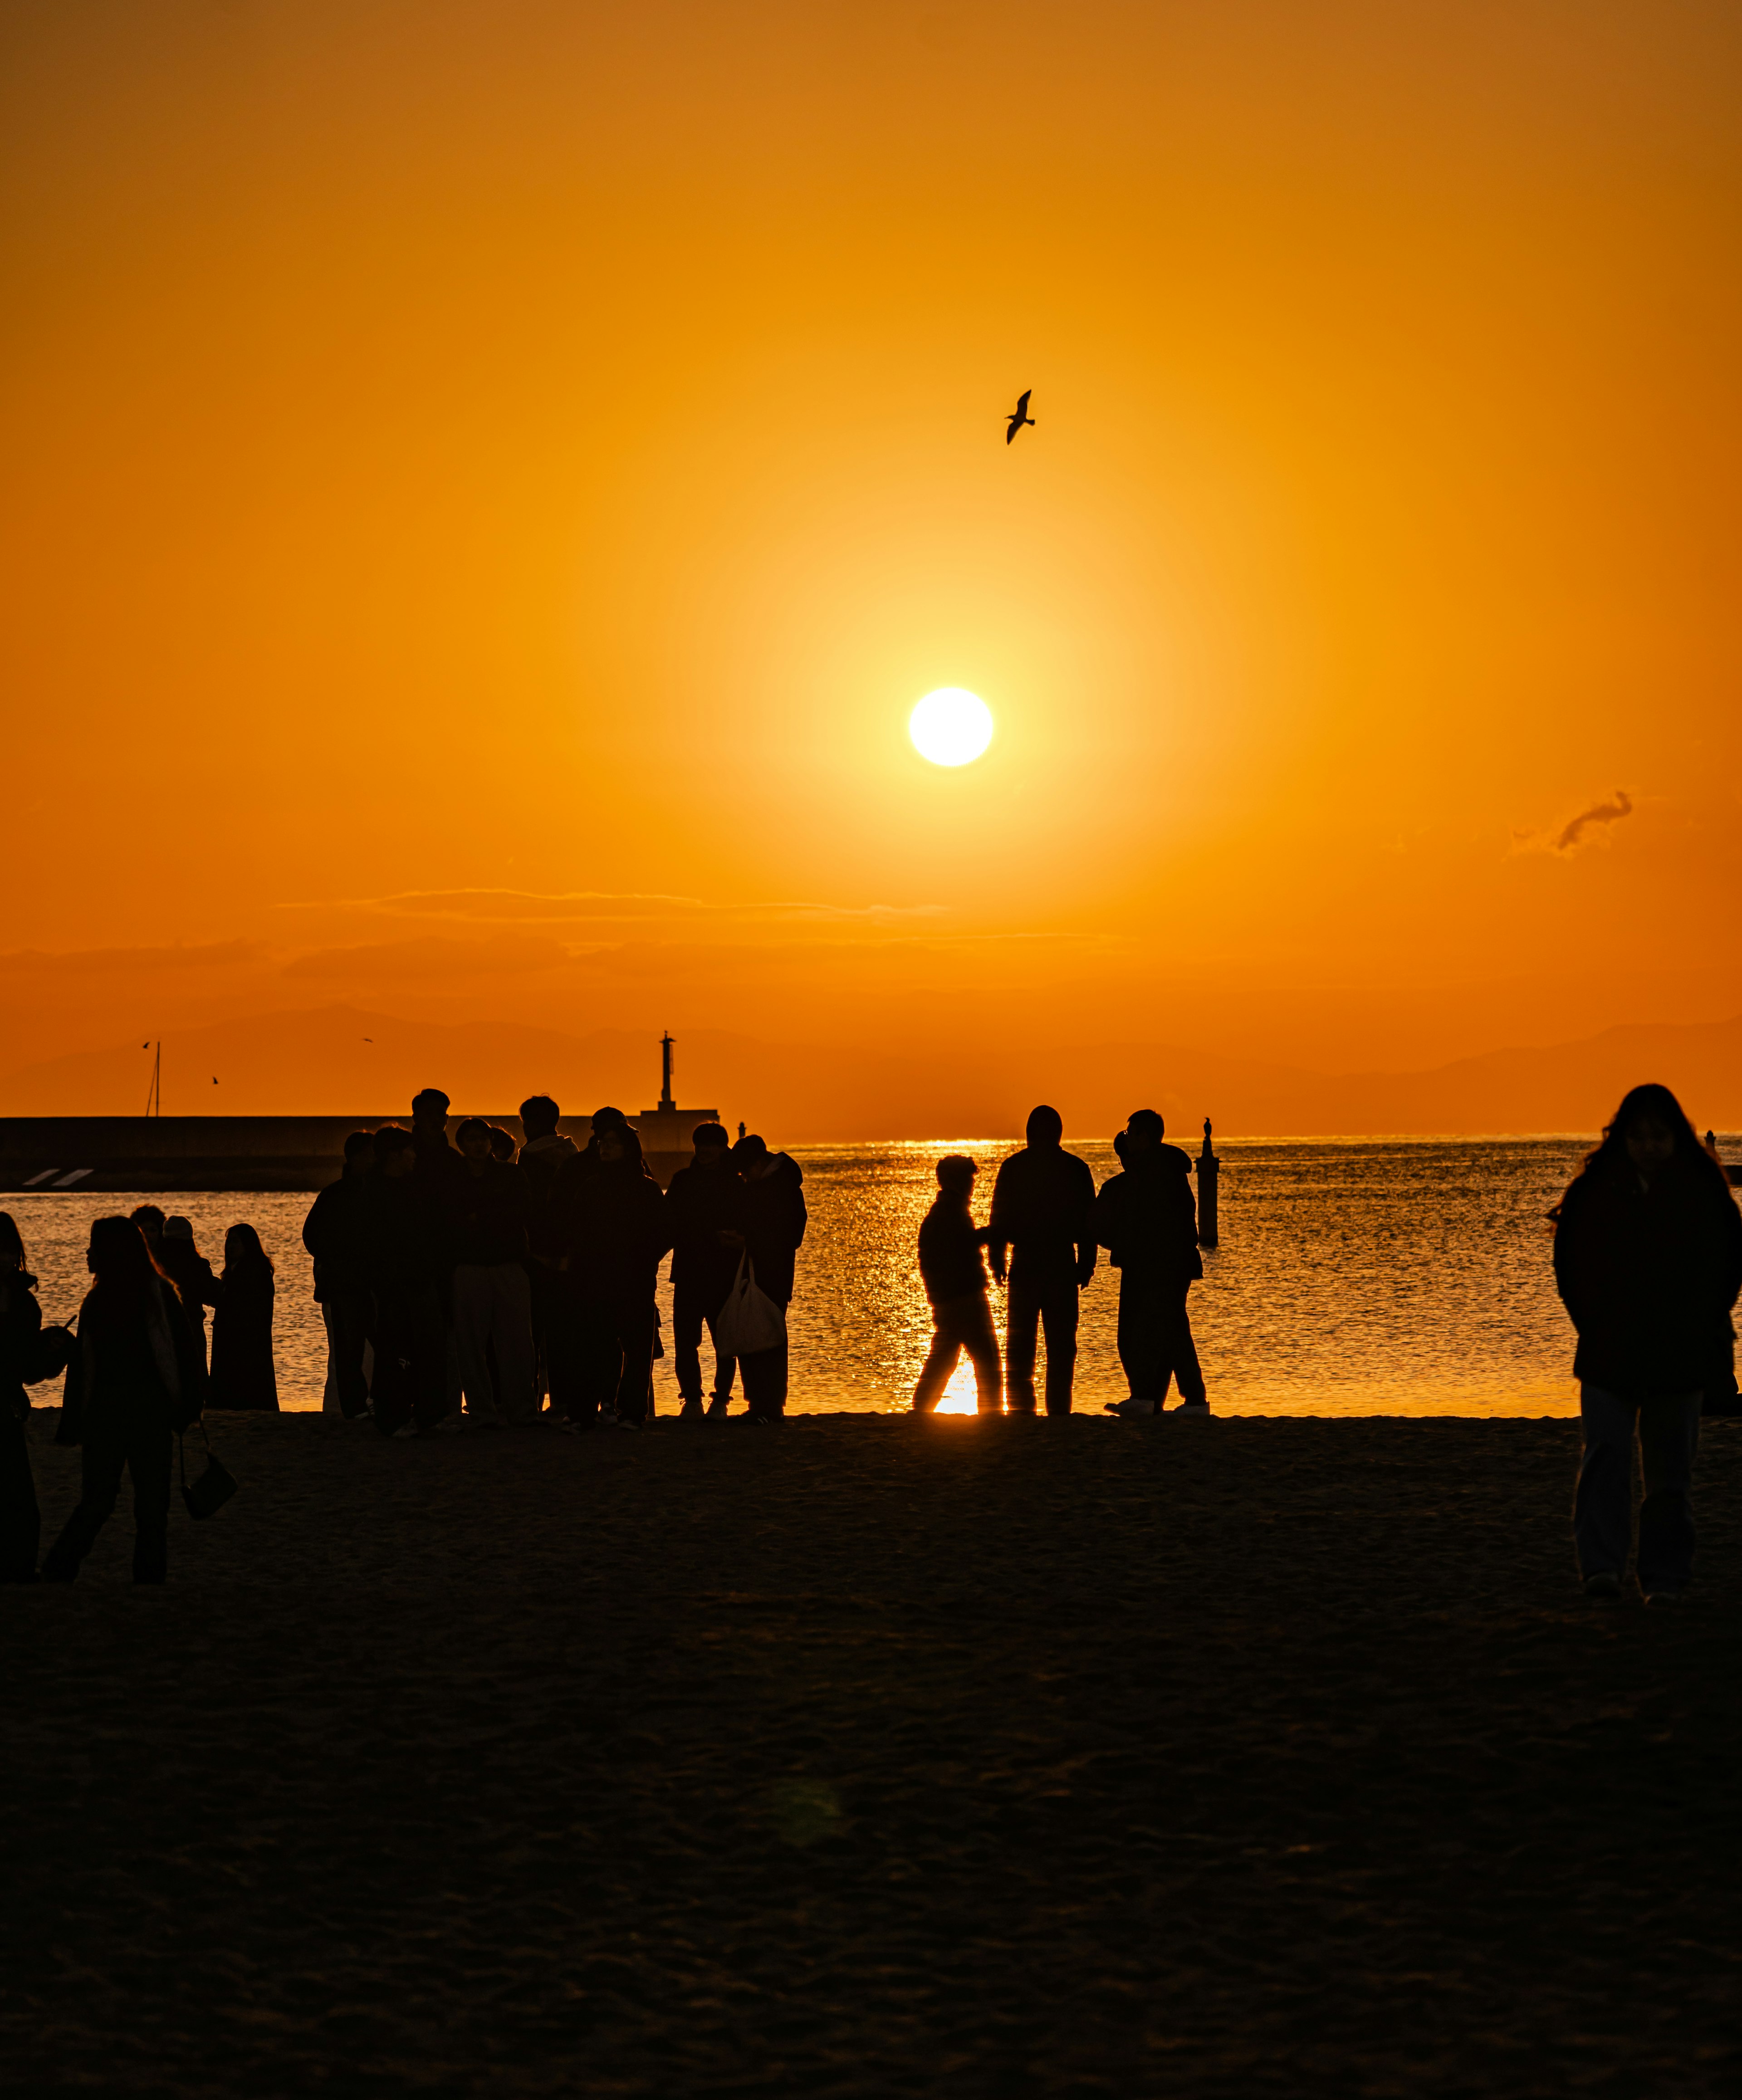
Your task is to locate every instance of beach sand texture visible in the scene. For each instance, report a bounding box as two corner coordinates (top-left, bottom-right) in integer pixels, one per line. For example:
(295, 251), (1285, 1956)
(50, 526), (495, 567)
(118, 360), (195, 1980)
(4, 1412), (1738, 2096)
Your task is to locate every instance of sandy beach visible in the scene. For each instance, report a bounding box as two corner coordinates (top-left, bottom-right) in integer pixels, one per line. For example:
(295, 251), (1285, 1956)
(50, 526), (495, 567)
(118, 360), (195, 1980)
(3, 1409), (1738, 2096)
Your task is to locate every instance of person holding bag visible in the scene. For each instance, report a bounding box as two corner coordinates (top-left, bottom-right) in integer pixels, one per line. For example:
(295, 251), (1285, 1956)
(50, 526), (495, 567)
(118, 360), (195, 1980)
(726, 1135), (807, 1421)
(42, 1216), (207, 1586)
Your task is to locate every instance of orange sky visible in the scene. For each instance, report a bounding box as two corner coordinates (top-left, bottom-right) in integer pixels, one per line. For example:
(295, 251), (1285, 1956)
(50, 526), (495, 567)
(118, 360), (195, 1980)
(3, 1), (1740, 1116)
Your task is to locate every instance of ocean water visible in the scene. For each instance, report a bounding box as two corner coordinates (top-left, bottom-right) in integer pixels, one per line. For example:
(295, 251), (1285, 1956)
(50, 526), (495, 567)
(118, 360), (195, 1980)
(5, 1138), (1629, 1417)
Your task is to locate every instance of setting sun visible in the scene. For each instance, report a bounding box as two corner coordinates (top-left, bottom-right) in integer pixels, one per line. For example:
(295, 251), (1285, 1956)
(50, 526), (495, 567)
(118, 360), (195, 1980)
(909, 688), (993, 768)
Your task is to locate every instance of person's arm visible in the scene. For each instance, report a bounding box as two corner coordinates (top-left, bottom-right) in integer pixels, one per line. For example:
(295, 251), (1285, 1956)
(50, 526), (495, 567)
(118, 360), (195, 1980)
(986, 1163), (1013, 1283)
(302, 1187), (331, 1261)
(1074, 1160), (1097, 1287)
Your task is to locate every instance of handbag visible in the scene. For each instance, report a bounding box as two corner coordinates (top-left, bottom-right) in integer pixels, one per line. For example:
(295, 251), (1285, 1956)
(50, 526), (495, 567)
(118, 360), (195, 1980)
(714, 1252), (788, 1359)
(179, 1420), (238, 1520)
(24, 1324), (75, 1383)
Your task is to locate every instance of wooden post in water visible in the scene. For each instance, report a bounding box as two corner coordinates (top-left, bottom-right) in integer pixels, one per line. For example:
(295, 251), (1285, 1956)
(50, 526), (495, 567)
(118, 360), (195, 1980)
(1196, 1116), (1220, 1248)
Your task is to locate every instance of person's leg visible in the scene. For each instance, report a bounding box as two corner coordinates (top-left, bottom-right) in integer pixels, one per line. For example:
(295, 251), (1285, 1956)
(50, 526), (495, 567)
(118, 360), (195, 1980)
(321, 1300), (343, 1415)
(1003, 1270), (1042, 1414)
(129, 1426), (172, 1584)
(331, 1292), (373, 1417)
(573, 1296), (619, 1425)
(963, 1294), (1003, 1413)
(704, 1299), (737, 1414)
(1039, 1274), (1081, 1417)
(411, 1284), (452, 1430)
(1170, 1279), (1207, 1405)
(1116, 1273), (1166, 1405)
(41, 1437), (127, 1581)
(911, 1303), (965, 1413)
(491, 1265), (538, 1424)
(370, 1289), (414, 1435)
(451, 1267), (502, 1421)
(613, 1297), (656, 1426)
(673, 1289), (706, 1406)
(1573, 1383), (1636, 1581)
(1636, 1390), (1701, 1595)
(0, 1410), (41, 1581)
(742, 1335), (791, 1418)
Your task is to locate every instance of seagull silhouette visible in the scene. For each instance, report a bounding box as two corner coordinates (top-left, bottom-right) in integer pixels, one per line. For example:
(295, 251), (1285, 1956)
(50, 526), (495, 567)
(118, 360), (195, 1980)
(1005, 389), (1035, 444)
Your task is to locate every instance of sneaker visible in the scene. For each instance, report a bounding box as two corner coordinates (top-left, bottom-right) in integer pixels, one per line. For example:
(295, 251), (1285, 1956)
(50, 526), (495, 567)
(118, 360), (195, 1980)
(1177, 1398), (1210, 1415)
(1104, 1397), (1156, 1419)
(616, 1418), (642, 1432)
(390, 1423), (420, 1440)
(678, 1401), (705, 1421)
(706, 1398), (732, 1420)
(1644, 1586), (1683, 1606)
(1583, 1571), (1622, 1599)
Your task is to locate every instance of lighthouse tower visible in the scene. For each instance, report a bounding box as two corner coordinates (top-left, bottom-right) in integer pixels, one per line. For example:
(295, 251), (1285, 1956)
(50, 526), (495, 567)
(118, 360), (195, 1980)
(630, 1034), (721, 1186)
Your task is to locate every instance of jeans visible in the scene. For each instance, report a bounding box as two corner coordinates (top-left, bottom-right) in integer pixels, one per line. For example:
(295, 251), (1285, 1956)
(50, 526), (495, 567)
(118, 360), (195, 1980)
(0, 1410), (40, 1581)
(912, 1294), (1003, 1413)
(453, 1263), (537, 1424)
(42, 1421), (173, 1584)
(1116, 1272), (1205, 1405)
(565, 1292), (658, 1425)
(372, 1282), (450, 1436)
(1004, 1266), (1080, 1415)
(320, 1291), (373, 1418)
(1574, 1383), (1701, 1592)
(673, 1284), (736, 1406)
(740, 1338), (790, 1418)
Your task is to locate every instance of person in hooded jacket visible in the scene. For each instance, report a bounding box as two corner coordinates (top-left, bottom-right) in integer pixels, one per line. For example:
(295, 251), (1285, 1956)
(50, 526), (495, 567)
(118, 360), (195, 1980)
(551, 1124), (671, 1426)
(1554, 1082), (1742, 1602)
(1095, 1110), (1207, 1417)
(42, 1216), (206, 1585)
(730, 1134), (807, 1419)
(987, 1106), (1097, 1416)
(303, 1130), (377, 1417)
(209, 1223), (279, 1410)
(665, 1123), (745, 1419)
(0, 1213), (46, 1581)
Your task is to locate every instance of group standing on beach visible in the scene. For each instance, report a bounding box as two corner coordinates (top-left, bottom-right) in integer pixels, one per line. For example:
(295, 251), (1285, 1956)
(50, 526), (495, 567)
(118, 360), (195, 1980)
(0, 1077), (1737, 1602)
(301, 1092), (808, 1436)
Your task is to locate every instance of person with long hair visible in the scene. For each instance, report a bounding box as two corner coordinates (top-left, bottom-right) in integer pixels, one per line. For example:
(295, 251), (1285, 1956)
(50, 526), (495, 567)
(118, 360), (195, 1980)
(551, 1123), (670, 1428)
(1553, 1082), (1742, 1601)
(42, 1216), (206, 1585)
(0, 1213), (46, 1581)
(209, 1223), (279, 1410)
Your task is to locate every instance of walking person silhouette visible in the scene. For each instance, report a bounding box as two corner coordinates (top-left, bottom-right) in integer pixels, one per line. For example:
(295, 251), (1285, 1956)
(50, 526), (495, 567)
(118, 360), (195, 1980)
(1096, 1110), (1207, 1416)
(987, 1106), (1097, 1415)
(1554, 1082), (1742, 1601)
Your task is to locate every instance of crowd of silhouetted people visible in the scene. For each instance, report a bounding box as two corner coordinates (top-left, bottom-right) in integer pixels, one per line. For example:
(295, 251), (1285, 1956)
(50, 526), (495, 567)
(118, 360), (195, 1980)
(0, 1078), (1737, 1598)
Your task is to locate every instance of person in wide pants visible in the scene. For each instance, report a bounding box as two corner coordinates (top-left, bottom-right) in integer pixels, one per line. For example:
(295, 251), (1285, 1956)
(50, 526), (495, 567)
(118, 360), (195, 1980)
(551, 1124), (670, 1428)
(665, 1123), (744, 1420)
(1095, 1111), (1208, 1416)
(1553, 1082), (1742, 1602)
(43, 1216), (206, 1585)
(447, 1116), (536, 1425)
(987, 1106), (1097, 1416)
(731, 1135), (807, 1419)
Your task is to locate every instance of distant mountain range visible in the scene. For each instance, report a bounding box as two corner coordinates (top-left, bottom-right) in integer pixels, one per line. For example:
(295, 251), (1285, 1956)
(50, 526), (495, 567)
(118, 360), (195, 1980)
(1, 1003), (1738, 1138)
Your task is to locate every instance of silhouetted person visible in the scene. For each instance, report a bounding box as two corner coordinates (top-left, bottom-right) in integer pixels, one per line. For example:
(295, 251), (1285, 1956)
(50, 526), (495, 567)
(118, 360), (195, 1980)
(665, 1123), (745, 1420)
(732, 1134), (807, 1420)
(304, 1130), (377, 1418)
(518, 1095), (578, 1421)
(487, 1124), (517, 1162)
(209, 1224), (279, 1410)
(129, 1204), (166, 1262)
(1554, 1082), (1742, 1601)
(1096, 1110), (1206, 1416)
(449, 1115), (535, 1426)
(912, 1155), (1002, 1414)
(43, 1216), (206, 1585)
(988, 1106), (1096, 1415)
(0, 1214), (45, 1582)
(552, 1124), (670, 1427)
(156, 1216), (220, 1370)
(364, 1125), (451, 1437)
(410, 1087), (465, 1418)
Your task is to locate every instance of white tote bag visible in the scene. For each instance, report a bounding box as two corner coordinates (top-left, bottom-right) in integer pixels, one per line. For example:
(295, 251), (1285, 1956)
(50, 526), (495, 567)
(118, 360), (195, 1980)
(714, 1252), (788, 1358)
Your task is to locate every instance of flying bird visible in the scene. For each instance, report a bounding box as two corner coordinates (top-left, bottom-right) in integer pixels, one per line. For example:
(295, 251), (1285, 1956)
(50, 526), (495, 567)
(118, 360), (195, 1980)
(1005, 389), (1035, 444)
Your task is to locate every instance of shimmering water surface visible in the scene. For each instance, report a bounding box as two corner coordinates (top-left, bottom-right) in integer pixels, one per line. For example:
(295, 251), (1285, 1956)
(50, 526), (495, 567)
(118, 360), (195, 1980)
(8, 1139), (1622, 1416)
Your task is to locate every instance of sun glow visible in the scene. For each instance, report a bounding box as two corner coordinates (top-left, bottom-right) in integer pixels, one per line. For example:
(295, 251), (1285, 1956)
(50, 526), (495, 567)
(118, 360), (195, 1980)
(909, 688), (993, 767)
